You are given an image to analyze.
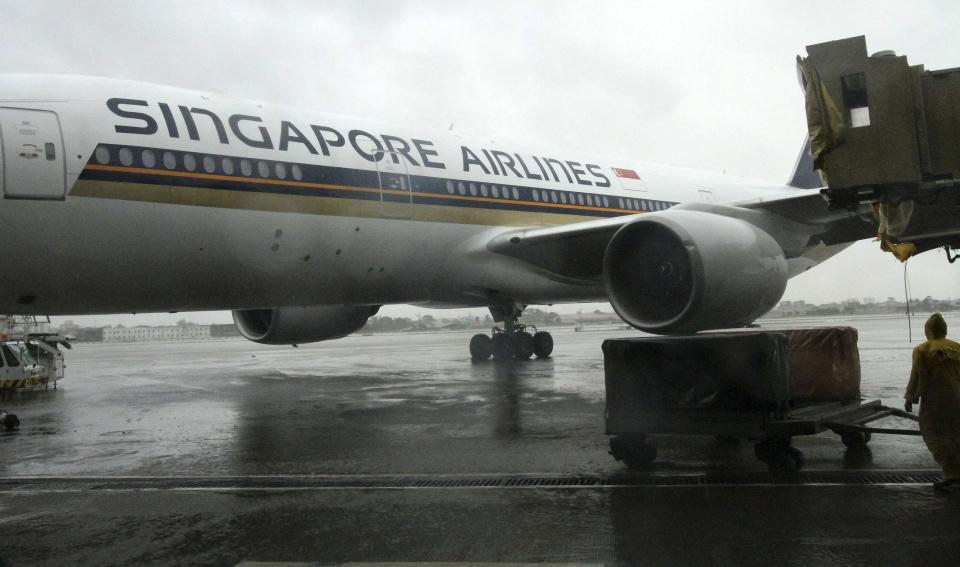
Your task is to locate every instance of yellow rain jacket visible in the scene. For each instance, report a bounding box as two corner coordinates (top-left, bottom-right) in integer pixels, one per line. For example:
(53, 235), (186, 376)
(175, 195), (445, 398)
(905, 313), (960, 481)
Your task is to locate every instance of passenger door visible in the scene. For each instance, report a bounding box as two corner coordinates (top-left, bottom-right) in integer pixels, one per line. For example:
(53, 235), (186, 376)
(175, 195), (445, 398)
(0, 108), (66, 199)
(373, 148), (413, 219)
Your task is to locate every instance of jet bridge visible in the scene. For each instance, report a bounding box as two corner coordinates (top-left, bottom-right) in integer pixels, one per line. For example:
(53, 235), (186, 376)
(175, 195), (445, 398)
(798, 36), (960, 260)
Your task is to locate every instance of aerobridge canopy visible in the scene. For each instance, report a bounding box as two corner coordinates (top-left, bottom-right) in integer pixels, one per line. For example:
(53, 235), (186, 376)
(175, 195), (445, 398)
(798, 36), (960, 258)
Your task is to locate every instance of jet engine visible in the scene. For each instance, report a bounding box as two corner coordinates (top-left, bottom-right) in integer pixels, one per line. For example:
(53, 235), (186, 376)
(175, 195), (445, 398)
(603, 210), (788, 334)
(232, 305), (380, 345)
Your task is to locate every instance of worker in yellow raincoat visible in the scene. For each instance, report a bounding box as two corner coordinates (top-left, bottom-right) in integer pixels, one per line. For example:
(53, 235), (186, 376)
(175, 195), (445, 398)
(905, 313), (960, 490)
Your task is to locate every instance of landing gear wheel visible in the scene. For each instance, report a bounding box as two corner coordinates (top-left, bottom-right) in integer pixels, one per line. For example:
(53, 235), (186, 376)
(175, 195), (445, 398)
(514, 331), (535, 360)
(492, 334), (515, 362)
(533, 331), (554, 359)
(840, 430), (872, 449)
(609, 434), (658, 469)
(755, 439), (804, 473)
(469, 334), (492, 361)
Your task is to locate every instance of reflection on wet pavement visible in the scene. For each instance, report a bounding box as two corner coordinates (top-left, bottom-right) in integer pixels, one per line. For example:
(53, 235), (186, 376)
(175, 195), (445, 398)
(0, 315), (956, 565)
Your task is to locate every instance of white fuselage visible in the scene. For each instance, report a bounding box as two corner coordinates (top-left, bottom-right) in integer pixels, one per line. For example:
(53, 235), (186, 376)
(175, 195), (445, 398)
(0, 74), (799, 316)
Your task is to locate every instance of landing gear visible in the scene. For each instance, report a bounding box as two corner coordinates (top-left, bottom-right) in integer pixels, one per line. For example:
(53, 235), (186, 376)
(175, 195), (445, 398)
(469, 304), (554, 362)
(469, 334), (493, 361)
(533, 330), (554, 359)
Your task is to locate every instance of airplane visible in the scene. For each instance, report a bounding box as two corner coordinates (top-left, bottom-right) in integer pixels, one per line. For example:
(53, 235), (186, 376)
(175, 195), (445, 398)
(0, 71), (955, 361)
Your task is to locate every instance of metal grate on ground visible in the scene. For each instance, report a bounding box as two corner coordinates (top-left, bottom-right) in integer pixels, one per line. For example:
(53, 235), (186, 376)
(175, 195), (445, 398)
(0, 470), (943, 492)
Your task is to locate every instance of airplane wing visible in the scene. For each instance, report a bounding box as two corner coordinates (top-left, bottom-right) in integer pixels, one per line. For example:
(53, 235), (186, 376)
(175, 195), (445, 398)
(486, 188), (877, 283)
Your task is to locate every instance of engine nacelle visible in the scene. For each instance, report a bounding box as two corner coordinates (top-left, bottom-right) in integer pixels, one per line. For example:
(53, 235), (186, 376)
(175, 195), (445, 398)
(232, 305), (380, 345)
(603, 210), (788, 334)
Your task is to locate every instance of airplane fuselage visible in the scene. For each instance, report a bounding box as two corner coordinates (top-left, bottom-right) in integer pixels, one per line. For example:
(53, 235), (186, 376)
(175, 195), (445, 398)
(0, 74), (801, 316)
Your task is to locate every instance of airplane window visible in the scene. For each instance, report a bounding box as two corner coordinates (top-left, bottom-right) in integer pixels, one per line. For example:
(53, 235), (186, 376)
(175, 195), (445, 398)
(446, 180), (455, 194)
(577, 194), (584, 206)
(586, 194), (593, 206)
(603, 196), (610, 207)
(560, 192), (567, 204)
(118, 147), (134, 167)
(480, 184), (488, 197)
(94, 146), (111, 165)
(469, 183), (477, 196)
(457, 182), (466, 195)
(222, 158), (235, 175)
(291, 164), (303, 181)
(203, 155), (216, 173)
(240, 160), (253, 176)
(493, 185), (501, 198)
(512, 187), (520, 200)
(275, 163), (287, 179)
(183, 154), (197, 172)
(162, 152), (177, 170)
(257, 161), (270, 178)
(142, 149), (156, 168)
(531, 189), (539, 202)
(550, 192), (558, 203)
(617, 198), (624, 209)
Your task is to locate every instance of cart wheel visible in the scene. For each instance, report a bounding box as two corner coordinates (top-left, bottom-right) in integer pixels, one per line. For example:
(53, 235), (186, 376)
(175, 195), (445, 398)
(785, 446), (805, 470)
(755, 439), (804, 473)
(840, 431), (872, 449)
(609, 434), (657, 468)
(754, 439), (785, 461)
(762, 446), (805, 474)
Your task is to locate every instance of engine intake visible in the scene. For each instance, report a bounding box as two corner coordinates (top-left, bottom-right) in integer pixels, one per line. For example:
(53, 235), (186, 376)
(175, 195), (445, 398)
(603, 210), (788, 334)
(232, 305), (380, 345)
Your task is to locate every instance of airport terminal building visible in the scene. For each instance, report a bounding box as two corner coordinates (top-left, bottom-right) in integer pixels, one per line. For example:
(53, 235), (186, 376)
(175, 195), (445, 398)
(102, 325), (212, 343)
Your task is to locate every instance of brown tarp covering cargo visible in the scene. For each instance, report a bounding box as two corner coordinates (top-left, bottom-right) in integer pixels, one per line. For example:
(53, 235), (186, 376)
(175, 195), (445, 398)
(782, 327), (861, 401)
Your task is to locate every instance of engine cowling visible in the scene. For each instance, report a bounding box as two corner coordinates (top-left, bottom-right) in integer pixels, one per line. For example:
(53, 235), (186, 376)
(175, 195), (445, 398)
(232, 305), (380, 345)
(603, 210), (788, 334)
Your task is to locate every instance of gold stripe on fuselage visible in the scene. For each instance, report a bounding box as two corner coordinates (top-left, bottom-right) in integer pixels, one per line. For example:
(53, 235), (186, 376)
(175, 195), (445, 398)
(73, 165), (632, 226)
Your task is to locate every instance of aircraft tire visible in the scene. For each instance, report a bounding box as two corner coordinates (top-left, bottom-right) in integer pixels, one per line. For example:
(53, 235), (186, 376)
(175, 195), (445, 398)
(514, 331), (535, 360)
(469, 334), (493, 361)
(492, 334), (514, 362)
(533, 331), (553, 359)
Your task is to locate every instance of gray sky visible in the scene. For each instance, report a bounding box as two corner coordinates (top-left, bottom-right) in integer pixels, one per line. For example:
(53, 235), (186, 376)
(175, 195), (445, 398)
(3, 1), (957, 327)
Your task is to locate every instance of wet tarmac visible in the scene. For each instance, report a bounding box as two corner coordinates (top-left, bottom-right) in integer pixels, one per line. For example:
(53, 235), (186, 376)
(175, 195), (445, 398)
(1, 315), (958, 565)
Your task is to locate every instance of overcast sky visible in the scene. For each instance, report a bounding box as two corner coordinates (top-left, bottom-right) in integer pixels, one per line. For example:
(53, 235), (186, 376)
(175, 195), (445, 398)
(3, 1), (957, 327)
